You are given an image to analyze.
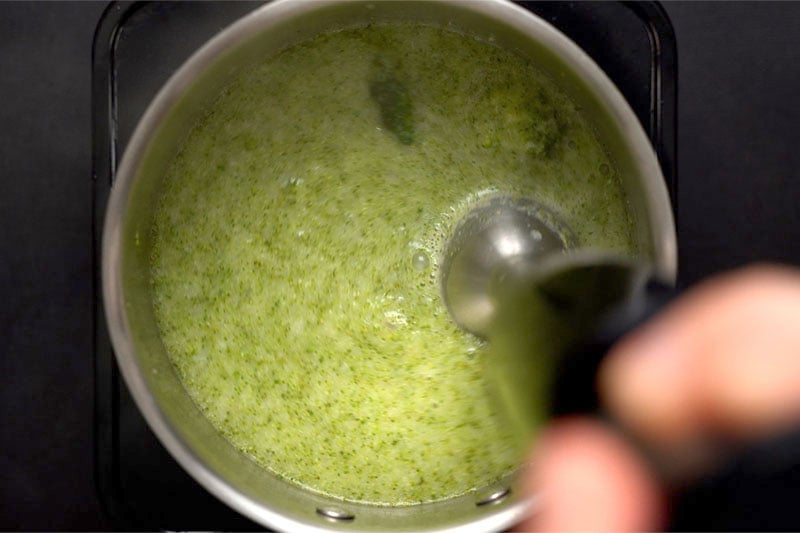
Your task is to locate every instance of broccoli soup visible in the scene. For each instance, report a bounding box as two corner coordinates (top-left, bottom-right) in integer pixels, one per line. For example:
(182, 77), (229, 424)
(150, 22), (637, 505)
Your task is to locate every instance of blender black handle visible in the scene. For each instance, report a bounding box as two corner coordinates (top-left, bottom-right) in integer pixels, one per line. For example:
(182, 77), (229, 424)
(550, 278), (675, 417)
(546, 280), (727, 486)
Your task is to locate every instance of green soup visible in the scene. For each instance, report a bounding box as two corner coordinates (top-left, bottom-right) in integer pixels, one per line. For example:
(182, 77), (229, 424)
(150, 22), (636, 505)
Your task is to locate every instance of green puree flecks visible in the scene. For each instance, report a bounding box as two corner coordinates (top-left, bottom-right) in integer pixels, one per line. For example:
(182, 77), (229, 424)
(150, 23), (637, 505)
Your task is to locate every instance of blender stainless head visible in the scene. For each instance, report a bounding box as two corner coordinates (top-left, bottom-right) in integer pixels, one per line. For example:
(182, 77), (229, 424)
(439, 196), (573, 338)
(440, 194), (653, 340)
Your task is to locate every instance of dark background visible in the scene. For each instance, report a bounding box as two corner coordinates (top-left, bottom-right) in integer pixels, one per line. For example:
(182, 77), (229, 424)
(1, 1), (799, 530)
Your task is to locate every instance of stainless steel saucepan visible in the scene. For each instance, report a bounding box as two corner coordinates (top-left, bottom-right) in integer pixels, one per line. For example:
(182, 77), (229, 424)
(102, 1), (677, 530)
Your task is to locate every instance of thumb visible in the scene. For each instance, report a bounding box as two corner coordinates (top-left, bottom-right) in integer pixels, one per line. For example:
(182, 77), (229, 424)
(518, 418), (663, 532)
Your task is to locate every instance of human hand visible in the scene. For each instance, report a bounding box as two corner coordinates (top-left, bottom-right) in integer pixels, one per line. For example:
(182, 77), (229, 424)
(518, 265), (800, 531)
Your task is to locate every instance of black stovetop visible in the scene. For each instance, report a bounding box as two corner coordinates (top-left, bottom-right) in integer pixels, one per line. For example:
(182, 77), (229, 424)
(4, 1), (800, 530)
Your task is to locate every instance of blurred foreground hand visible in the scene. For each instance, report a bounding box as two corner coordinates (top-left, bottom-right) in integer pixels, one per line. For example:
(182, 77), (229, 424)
(519, 265), (800, 531)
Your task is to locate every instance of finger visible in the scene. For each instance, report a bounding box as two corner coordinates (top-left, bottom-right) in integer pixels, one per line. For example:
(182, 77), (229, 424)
(600, 264), (800, 445)
(518, 417), (663, 532)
